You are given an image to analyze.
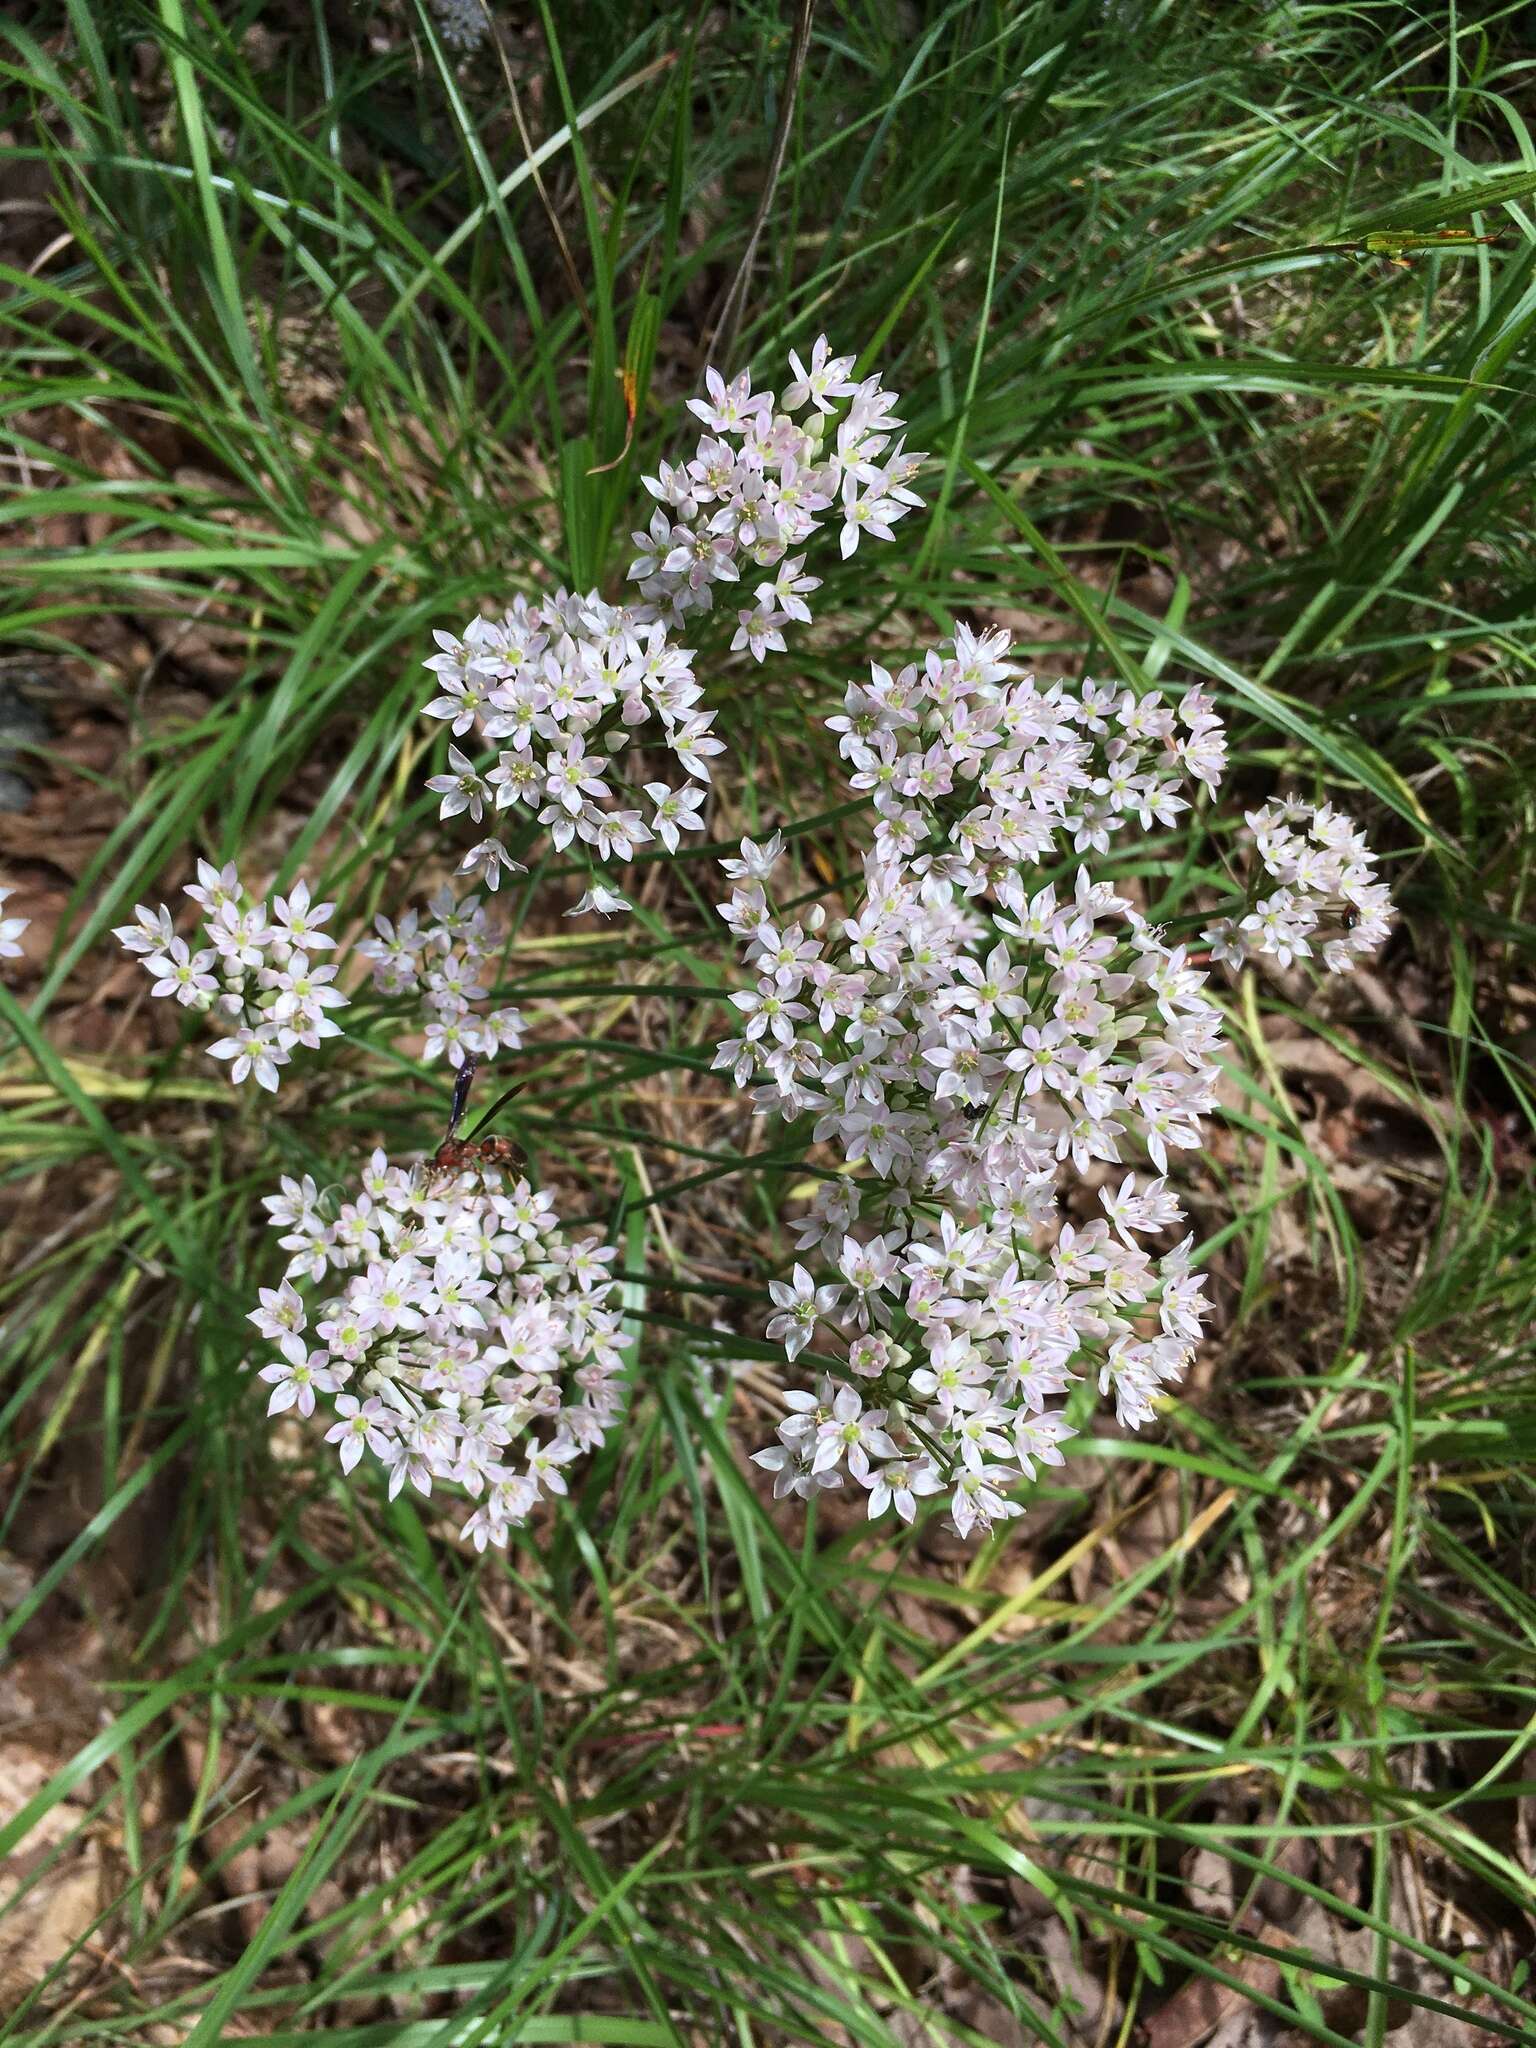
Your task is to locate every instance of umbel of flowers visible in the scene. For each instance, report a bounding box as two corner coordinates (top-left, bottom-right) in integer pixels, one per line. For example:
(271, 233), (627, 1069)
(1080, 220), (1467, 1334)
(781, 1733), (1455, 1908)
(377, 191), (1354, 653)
(355, 880), (525, 1071)
(256, 1149), (626, 1549)
(1204, 797), (1392, 972)
(427, 0), (489, 53)
(418, 338), (923, 892)
(716, 629), (1391, 1538)
(114, 863), (347, 1091)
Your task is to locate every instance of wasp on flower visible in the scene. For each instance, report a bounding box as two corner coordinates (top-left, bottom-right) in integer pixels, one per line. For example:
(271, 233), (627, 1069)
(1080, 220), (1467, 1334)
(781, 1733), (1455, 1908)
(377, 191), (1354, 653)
(422, 1051), (528, 1188)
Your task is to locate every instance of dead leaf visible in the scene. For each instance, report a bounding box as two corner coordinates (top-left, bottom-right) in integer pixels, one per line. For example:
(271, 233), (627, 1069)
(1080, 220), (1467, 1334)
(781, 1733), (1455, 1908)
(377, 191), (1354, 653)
(0, 1746), (103, 2004)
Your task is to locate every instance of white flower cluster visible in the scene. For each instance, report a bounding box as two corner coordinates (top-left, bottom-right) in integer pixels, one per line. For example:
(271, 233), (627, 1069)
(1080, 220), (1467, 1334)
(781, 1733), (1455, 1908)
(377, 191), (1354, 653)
(420, 589), (716, 879)
(113, 863), (346, 1091)
(418, 338), (921, 884)
(1203, 796), (1392, 972)
(630, 333), (923, 625)
(355, 882), (524, 1070)
(0, 880), (28, 964)
(714, 629), (1390, 1538)
(428, 0), (490, 53)
(254, 1150), (627, 1550)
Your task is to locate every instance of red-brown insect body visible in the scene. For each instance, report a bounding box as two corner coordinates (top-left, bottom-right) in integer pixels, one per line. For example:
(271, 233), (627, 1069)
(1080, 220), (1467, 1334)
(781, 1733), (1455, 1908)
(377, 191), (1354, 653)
(427, 1132), (527, 1187)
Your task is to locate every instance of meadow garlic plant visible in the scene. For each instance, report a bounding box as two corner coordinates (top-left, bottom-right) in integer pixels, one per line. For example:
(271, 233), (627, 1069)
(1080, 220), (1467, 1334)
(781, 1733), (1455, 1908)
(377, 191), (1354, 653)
(716, 633), (1392, 1537)
(113, 862), (347, 1090)
(216, 334), (1391, 1549)
(418, 339), (921, 887)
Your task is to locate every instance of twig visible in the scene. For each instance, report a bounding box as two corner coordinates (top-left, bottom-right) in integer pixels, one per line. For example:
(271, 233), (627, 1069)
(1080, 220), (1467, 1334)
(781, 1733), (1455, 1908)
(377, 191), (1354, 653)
(706, 0), (815, 369)
(483, 0), (593, 337)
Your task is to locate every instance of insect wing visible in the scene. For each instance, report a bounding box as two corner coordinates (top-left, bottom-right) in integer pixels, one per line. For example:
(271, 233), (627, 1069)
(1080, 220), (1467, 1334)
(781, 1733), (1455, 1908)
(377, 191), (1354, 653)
(447, 1053), (481, 1137)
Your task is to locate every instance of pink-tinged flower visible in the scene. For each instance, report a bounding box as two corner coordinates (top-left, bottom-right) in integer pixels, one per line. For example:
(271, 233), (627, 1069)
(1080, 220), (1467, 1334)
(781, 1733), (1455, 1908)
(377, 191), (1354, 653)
(248, 1278), (308, 1361)
(423, 1013), (480, 1066)
(729, 983), (807, 1046)
(731, 604), (788, 663)
(585, 807), (650, 864)
(184, 861), (243, 915)
(950, 1466), (1024, 1540)
(1011, 1411), (1076, 1479)
(423, 672), (491, 734)
(860, 1456), (943, 1524)
(909, 1341), (992, 1417)
(208, 1023), (290, 1092)
(811, 1386), (898, 1480)
(838, 476), (898, 558)
(145, 937), (218, 1005)
(325, 1394), (396, 1474)
(784, 336), (858, 414)
(686, 365), (771, 434)
(543, 741), (609, 817)
(765, 1265), (841, 1362)
(112, 902), (175, 956)
(271, 877), (336, 951)
(269, 959), (348, 1034)
(456, 839), (527, 890)
(720, 834), (784, 884)
(207, 899), (271, 969)
(426, 745), (492, 823)
(669, 711), (727, 782)
(258, 1348), (343, 1419)
(644, 781), (706, 854)
(752, 1440), (842, 1500)
(526, 1434), (579, 1497)
(566, 885), (631, 917)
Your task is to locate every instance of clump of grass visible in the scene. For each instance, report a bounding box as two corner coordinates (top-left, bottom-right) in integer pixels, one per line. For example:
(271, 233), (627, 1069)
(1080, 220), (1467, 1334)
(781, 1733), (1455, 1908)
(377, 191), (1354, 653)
(1, 2), (1534, 2041)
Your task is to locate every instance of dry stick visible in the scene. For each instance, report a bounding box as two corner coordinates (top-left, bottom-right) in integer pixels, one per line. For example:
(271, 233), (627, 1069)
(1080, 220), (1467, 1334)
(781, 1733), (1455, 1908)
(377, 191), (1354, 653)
(482, 0), (593, 338)
(705, 0), (816, 370)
